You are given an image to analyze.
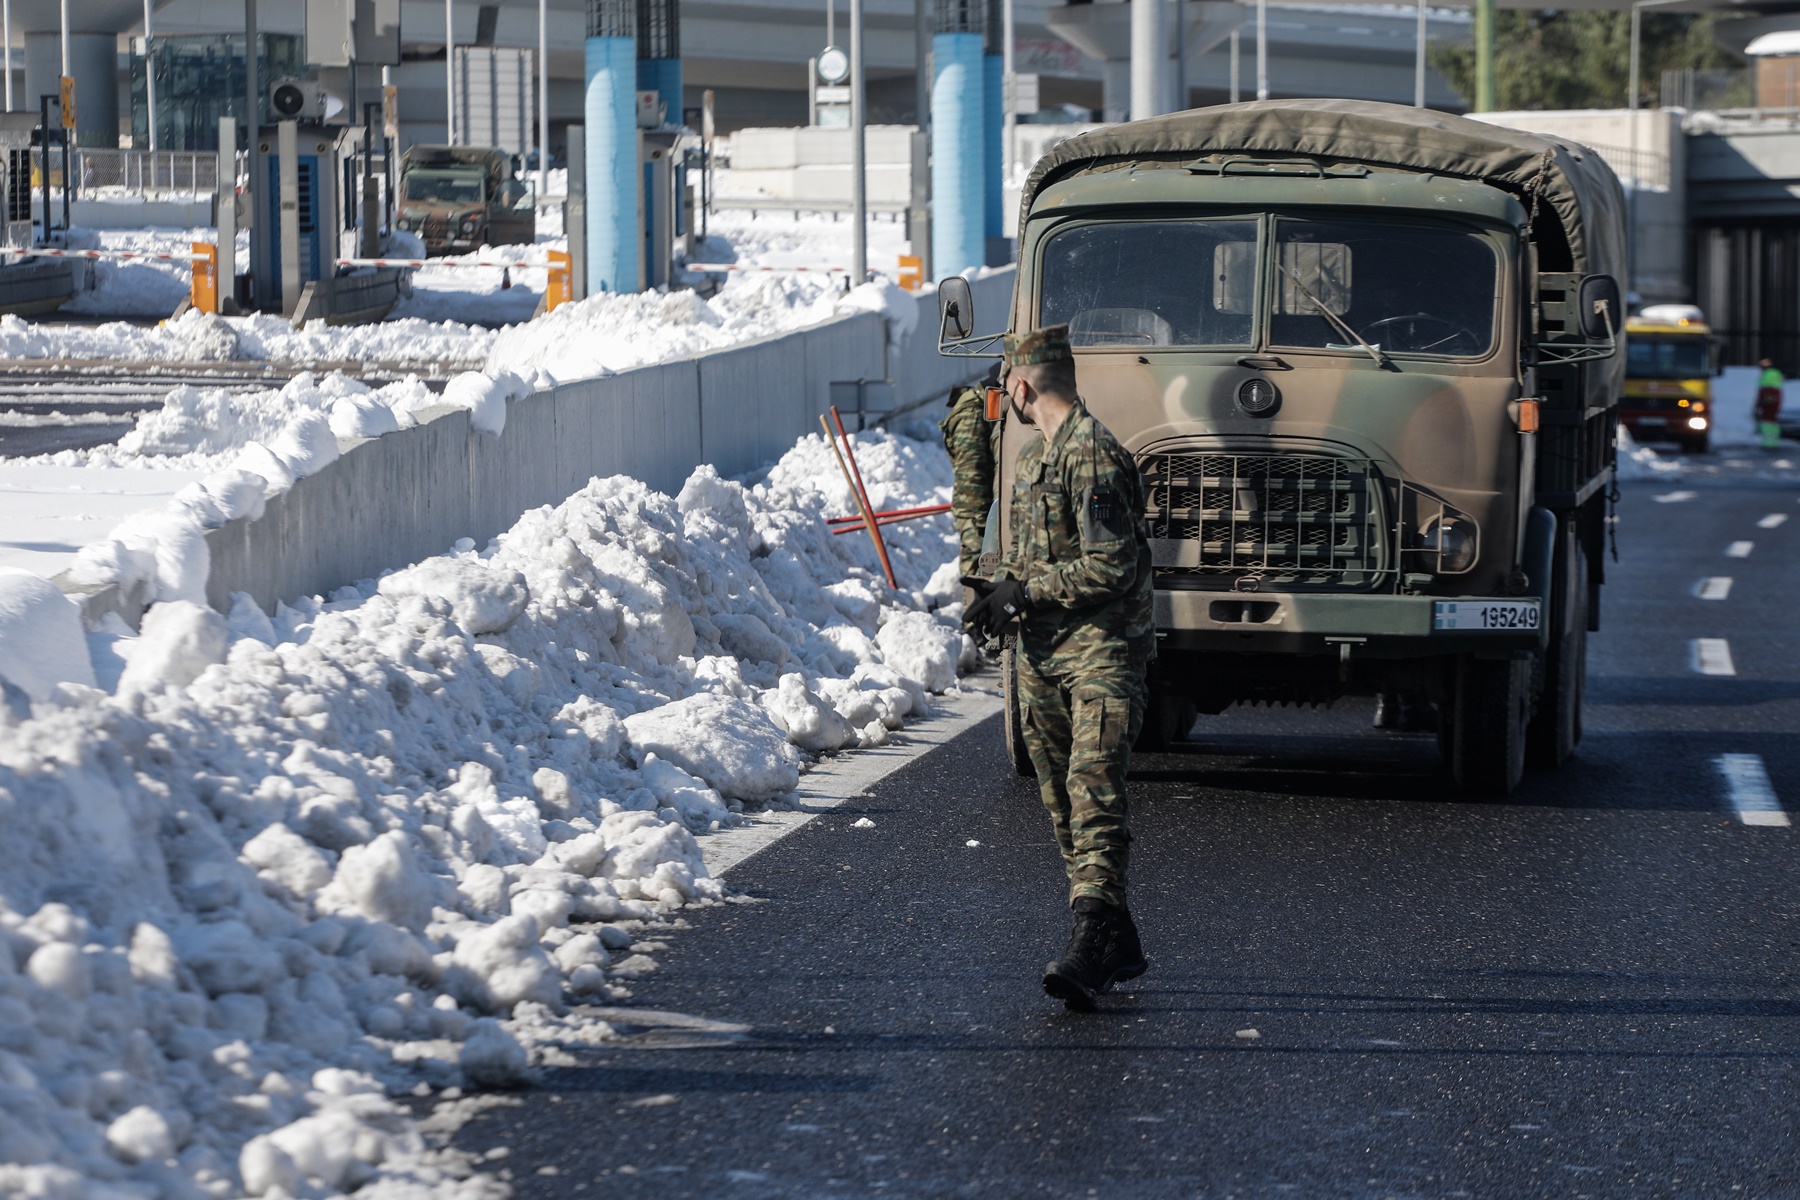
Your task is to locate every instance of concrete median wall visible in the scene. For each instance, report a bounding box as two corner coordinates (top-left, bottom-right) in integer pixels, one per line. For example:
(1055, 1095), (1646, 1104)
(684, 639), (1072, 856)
(178, 266), (1013, 618)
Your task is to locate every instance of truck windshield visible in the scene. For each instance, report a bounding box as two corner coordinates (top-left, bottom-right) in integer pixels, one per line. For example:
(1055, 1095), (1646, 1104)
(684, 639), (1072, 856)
(1270, 219), (1497, 357)
(402, 169), (485, 204)
(1039, 219), (1259, 348)
(1627, 336), (1710, 379)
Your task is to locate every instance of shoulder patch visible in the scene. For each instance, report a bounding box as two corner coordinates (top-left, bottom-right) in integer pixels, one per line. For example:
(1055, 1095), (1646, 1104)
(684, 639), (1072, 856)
(1083, 483), (1129, 542)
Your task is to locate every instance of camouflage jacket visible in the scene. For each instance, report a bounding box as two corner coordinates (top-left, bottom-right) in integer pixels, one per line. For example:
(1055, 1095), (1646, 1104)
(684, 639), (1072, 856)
(999, 401), (1155, 670)
(940, 383), (997, 580)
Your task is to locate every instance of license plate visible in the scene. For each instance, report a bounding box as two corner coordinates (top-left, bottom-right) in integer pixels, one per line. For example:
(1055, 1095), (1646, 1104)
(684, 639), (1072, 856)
(1433, 600), (1541, 631)
(1636, 416), (1667, 427)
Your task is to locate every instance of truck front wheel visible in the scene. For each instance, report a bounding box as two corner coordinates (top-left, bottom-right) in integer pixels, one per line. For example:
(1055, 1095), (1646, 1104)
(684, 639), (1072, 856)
(1445, 654), (1531, 795)
(1527, 533), (1588, 768)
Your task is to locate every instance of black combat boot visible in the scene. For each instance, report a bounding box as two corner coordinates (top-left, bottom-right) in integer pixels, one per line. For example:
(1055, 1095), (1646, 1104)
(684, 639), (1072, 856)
(1042, 898), (1148, 1011)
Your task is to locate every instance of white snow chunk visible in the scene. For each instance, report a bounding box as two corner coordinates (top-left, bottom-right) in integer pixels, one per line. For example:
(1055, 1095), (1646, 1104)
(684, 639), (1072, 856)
(623, 692), (801, 800)
(0, 570), (97, 700)
(377, 557), (529, 635)
(875, 609), (960, 694)
(852, 817), (876, 829)
(115, 599), (229, 696)
(241, 823), (333, 897)
(763, 672), (857, 753)
(106, 1105), (176, 1164)
(449, 914), (561, 1014)
(320, 830), (434, 931)
(441, 369), (530, 436)
(460, 1018), (531, 1087)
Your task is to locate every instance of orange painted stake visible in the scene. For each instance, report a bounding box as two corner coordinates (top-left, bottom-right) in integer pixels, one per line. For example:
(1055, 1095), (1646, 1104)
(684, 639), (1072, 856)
(821, 408), (899, 589)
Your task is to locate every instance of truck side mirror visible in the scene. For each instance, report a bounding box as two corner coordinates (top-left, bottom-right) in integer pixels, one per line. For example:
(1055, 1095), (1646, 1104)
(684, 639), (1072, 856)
(939, 275), (974, 341)
(1578, 274), (1621, 342)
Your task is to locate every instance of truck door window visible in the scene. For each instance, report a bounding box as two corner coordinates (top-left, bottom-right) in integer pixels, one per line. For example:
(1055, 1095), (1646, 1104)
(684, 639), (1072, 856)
(1039, 220), (1258, 348)
(1271, 219), (1496, 357)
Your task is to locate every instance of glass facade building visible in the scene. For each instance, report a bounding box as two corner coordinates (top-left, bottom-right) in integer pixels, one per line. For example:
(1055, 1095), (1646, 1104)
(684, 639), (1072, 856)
(129, 34), (305, 152)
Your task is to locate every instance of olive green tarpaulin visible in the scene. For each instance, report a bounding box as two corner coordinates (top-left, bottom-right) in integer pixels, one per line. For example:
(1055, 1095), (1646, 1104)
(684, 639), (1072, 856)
(1020, 99), (1628, 279)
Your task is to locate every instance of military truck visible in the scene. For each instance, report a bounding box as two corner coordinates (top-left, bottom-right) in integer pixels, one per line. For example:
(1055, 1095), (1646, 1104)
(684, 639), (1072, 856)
(395, 145), (536, 256)
(939, 100), (1625, 795)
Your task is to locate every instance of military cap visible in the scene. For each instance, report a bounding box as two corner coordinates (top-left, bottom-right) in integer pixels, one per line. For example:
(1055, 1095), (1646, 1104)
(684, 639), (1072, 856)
(1003, 324), (1073, 368)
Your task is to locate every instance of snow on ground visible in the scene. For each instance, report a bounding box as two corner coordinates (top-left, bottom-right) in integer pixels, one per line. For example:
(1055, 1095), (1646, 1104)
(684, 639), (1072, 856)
(0, 423), (970, 1199)
(696, 202), (912, 274)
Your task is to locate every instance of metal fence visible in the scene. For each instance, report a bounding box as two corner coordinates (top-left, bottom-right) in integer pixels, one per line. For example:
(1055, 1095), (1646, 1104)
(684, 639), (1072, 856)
(24, 147), (234, 197)
(1575, 142), (1672, 191)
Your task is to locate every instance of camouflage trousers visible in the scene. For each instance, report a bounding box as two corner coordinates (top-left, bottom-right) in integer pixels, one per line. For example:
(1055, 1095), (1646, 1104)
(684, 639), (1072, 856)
(1015, 650), (1147, 910)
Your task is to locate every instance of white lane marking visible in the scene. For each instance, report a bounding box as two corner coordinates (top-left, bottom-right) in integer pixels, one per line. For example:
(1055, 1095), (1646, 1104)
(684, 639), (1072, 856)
(1696, 577), (1733, 600)
(1653, 490), (1696, 503)
(1758, 512), (1789, 529)
(1692, 638), (1736, 676)
(700, 684), (1003, 877)
(1726, 541), (1754, 558)
(1717, 754), (1790, 827)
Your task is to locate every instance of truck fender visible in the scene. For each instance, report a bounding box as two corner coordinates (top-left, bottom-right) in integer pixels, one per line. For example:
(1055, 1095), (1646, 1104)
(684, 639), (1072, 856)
(1522, 505), (1558, 654)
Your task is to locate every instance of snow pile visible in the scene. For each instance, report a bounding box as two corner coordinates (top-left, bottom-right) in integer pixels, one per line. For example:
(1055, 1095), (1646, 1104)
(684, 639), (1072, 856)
(1615, 425), (1682, 481)
(0, 425), (967, 1198)
(0, 572), (96, 701)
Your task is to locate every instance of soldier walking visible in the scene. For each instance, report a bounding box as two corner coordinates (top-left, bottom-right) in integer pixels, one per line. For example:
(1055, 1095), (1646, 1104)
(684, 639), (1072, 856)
(965, 324), (1156, 1012)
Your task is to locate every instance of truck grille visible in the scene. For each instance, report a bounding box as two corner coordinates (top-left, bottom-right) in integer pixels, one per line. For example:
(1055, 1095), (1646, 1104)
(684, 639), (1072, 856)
(421, 215), (448, 251)
(1139, 450), (1387, 590)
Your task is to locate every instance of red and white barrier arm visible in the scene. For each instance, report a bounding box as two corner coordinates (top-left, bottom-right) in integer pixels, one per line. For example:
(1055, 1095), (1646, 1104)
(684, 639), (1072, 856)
(334, 257), (550, 270)
(2, 247), (213, 261)
(683, 262), (850, 274)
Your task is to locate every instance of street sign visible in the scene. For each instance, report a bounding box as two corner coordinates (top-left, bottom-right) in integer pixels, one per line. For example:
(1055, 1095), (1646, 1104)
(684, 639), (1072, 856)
(1005, 72), (1040, 114)
(59, 76), (75, 128)
(815, 85), (851, 104)
(817, 45), (850, 84)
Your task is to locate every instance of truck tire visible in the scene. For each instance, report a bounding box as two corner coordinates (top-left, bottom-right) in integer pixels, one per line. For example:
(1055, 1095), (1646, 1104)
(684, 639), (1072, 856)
(1527, 533), (1588, 769)
(1135, 691), (1198, 752)
(1002, 646), (1037, 778)
(1448, 654), (1530, 795)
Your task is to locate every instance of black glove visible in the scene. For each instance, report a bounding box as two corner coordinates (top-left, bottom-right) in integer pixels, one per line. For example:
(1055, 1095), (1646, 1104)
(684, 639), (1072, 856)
(964, 577), (1032, 639)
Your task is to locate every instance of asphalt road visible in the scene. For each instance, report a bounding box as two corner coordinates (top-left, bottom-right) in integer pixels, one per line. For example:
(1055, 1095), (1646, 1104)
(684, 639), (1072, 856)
(459, 450), (1800, 1199)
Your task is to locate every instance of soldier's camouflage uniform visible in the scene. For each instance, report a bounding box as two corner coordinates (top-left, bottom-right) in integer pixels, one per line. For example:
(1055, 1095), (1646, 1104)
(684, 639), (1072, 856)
(998, 328), (1155, 911)
(940, 381), (997, 580)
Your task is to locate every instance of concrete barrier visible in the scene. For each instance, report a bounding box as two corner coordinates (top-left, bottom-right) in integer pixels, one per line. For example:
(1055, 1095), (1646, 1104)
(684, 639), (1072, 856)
(67, 267), (1014, 624)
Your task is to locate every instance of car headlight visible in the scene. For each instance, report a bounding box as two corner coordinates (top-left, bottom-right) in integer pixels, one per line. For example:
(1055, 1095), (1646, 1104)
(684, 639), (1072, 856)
(1418, 515), (1478, 574)
(1688, 416), (1708, 431)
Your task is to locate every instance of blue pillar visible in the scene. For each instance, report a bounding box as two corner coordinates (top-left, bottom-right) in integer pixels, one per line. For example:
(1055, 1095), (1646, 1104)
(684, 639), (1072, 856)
(983, 53), (1004, 249)
(637, 58), (682, 125)
(932, 32), (985, 281)
(585, 35), (639, 293)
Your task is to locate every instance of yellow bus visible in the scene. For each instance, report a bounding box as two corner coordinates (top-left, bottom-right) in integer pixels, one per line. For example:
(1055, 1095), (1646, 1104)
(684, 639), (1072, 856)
(1623, 304), (1716, 453)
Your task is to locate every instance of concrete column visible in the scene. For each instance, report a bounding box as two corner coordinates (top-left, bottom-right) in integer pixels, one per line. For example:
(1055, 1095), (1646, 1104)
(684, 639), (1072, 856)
(585, 34), (638, 292)
(931, 32), (984, 281)
(24, 31), (115, 146)
(1131, 0), (1161, 121)
(636, 58), (681, 125)
(983, 51), (1002, 247)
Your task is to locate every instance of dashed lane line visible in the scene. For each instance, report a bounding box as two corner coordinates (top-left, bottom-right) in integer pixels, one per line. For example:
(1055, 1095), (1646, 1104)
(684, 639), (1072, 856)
(1757, 512), (1789, 529)
(1653, 490), (1697, 503)
(1696, 577), (1733, 600)
(1717, 754), (1791, 827)
(1726, 541), (1754, 558)
(1692, 638), (1736, 676)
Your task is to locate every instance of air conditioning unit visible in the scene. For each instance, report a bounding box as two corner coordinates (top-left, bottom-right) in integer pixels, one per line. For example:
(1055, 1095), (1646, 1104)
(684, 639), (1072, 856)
(268, 77), (327, 121)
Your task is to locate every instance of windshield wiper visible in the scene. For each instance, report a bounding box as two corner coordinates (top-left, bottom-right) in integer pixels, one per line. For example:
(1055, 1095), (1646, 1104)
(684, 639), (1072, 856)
(1280, 265), (1393, 369)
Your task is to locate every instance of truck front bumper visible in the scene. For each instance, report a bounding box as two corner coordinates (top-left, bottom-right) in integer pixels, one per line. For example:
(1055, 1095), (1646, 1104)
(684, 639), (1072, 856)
(1156, 589), (1545, 658)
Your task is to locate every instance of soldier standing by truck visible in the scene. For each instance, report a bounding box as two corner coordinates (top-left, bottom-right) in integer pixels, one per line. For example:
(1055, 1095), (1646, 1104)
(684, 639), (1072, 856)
(941, 361), (1001, 581)
(965, 324), (1156, 1012)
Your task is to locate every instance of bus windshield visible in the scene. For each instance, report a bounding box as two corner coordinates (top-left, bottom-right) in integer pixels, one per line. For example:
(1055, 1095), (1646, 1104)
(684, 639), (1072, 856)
(1627, 335), (1710, 380)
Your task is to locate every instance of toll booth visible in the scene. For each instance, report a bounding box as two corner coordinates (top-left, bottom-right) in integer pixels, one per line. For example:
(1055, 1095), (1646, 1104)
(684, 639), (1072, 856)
(251, 121), (347, 314)
(0, 113), (33, 248)
(641, 128), (678, 290)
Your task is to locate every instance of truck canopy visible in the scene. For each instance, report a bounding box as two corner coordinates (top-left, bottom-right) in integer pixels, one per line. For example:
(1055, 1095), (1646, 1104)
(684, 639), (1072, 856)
(1020, 99), (1627, 280)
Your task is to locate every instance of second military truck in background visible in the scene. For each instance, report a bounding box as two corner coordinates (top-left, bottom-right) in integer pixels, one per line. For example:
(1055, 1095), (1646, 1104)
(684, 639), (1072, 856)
(940, 99), (1626, 795)
(395, 145), (536, 256)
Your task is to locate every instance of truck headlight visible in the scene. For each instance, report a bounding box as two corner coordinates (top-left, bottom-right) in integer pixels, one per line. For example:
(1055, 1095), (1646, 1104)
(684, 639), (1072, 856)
(459, 215), (481, 235)
(1419, 515), (1478, 573)
(1688, 416), (1708, 431)
(395, 215), (411, 230)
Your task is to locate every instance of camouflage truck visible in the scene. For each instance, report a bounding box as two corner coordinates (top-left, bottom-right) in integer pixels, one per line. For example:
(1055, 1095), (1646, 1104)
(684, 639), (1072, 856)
(395, 145), (535, 256)
(939, 100), (1626, 795)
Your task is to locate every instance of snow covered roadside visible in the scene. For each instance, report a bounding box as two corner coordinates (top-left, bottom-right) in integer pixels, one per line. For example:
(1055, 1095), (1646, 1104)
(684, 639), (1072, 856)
(0, 424), (972, 1198)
